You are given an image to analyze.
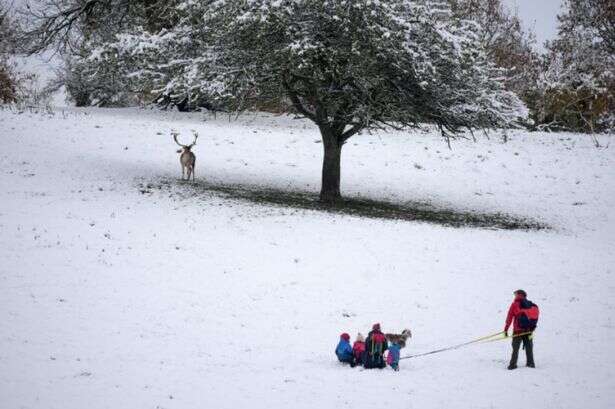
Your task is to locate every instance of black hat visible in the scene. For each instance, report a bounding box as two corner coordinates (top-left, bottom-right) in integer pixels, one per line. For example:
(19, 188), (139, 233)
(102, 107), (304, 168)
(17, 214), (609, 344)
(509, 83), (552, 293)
(514, 289), (527, 297)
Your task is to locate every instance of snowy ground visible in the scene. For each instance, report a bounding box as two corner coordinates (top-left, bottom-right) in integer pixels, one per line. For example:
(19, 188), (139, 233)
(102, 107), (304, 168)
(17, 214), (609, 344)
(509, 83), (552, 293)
(1, 107), (614, 409)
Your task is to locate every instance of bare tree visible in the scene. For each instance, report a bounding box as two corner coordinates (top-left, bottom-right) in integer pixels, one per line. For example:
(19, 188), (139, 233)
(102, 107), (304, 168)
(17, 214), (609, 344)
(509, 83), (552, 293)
(22, 0), (178, 54)
(0, 3), (20, 103)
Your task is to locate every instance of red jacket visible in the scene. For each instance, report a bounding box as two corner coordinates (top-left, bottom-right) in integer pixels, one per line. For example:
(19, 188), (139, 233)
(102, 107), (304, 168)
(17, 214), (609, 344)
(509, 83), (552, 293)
(505, 296), (526, 334)
(353, 341), (365, 360)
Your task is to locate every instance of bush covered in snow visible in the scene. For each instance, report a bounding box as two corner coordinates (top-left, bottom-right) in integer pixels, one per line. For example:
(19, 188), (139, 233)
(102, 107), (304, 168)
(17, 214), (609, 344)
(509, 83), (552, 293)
(25, 0), (180, 107)
(450, 0), (542, 125)
(537, 0), (614, 133)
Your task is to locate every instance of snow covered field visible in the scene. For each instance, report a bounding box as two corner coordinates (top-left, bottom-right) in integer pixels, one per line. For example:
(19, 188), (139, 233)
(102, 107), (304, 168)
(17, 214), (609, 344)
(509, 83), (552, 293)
(1, 107), (614, 409)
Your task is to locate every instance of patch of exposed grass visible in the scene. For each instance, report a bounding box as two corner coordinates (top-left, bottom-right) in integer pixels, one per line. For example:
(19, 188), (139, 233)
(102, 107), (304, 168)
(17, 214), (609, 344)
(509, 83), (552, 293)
(139, 178), (549, 230)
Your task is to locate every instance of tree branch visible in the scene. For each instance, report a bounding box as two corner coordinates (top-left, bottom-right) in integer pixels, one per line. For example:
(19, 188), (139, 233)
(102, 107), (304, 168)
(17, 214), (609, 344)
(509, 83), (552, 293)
(283, 83), (317, 122)
(340, 124), (363, 142)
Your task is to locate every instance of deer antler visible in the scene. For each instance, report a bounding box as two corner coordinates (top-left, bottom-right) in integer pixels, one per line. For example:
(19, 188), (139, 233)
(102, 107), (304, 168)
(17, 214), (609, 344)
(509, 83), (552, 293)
(172, 131), (186, 148)
(189, 130), (199, 147)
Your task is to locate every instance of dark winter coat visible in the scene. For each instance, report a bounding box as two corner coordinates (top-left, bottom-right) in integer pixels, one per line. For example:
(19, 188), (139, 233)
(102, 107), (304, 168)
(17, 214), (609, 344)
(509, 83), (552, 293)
(364, 329), (388, 368)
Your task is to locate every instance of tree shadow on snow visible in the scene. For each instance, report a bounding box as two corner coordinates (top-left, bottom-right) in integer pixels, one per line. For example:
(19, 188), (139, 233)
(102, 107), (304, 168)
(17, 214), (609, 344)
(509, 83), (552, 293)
(140, 178), (549, 231)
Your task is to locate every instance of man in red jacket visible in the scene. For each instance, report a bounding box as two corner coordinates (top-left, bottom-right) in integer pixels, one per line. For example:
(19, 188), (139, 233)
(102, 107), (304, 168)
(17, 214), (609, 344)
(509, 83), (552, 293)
(504, 289), (536, 370)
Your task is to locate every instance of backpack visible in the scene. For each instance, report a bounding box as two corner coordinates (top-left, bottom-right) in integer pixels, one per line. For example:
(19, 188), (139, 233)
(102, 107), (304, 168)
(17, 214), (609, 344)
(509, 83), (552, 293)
(517, 299), (539, 331)
(370, 333), (387, 355)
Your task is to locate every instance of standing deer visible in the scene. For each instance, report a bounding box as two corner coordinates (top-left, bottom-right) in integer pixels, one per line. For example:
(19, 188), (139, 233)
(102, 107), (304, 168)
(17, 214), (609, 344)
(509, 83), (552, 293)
(172, 130), (198, 181)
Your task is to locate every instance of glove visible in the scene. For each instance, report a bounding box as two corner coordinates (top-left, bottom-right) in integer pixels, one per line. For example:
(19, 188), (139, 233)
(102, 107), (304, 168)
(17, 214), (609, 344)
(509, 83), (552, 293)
(503, 330), (508, 337)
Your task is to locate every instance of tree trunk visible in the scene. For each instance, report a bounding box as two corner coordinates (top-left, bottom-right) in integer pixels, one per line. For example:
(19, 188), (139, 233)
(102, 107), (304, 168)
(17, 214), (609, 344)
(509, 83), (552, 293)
(319, 127), (342, 203)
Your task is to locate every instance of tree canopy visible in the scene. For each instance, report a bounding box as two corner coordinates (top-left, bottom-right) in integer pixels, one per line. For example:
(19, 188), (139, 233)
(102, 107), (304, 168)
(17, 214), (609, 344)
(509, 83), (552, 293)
(539, 0), (614, 133)
(25, 0), (529, 201)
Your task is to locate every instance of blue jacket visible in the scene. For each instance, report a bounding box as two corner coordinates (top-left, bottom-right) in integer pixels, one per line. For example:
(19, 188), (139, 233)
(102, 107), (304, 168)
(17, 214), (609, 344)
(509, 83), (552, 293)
(388, 343), (401, 365)
(335, 339), (353, 361)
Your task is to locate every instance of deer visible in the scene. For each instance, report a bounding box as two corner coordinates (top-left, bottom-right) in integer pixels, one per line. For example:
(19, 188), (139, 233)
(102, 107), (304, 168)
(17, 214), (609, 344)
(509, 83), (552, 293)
(172, 130), (198, 181)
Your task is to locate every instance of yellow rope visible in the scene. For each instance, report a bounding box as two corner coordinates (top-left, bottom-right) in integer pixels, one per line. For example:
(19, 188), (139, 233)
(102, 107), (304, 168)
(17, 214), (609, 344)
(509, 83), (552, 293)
(480, 331), (534, 343)
(398, 330), (536, 360)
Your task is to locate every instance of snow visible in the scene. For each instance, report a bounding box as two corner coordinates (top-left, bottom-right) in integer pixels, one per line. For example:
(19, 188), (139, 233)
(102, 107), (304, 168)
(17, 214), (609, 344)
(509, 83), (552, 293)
(0, 107), (614, 409)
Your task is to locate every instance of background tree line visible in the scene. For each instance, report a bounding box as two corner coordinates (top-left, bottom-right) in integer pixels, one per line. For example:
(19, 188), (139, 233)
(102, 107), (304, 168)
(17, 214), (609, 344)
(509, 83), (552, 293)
(1, 0), (613, 135)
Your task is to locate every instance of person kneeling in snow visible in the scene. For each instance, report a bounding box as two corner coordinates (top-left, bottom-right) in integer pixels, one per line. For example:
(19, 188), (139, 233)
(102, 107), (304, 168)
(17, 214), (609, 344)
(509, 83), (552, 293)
(352, 333), (366, 366)
(364, 323), (388, 369)
(335, 333), (355, 366)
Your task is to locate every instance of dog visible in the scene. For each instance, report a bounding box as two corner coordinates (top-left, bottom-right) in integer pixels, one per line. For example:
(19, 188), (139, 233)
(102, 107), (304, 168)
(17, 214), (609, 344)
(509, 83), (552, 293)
(385, 329), (412, 348)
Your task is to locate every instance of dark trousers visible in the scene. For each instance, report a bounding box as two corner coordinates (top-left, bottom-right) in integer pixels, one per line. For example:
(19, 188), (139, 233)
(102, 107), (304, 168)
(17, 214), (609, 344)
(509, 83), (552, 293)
(364, 353), (386, 369)
(510, 334), (534, 367)
(337, 354), (354, 365)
